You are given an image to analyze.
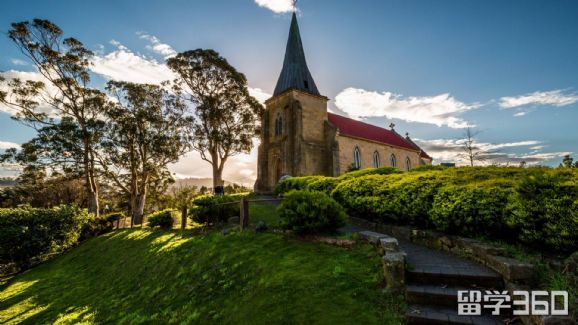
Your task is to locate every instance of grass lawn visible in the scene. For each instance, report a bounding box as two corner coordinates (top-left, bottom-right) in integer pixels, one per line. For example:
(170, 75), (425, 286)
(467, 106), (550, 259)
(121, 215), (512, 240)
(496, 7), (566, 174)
(0, 229), (404, 324)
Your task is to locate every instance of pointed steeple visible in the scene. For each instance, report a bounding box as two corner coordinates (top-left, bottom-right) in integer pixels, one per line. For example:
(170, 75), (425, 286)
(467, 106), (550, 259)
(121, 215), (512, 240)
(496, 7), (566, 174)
(273, 12), (320, 96)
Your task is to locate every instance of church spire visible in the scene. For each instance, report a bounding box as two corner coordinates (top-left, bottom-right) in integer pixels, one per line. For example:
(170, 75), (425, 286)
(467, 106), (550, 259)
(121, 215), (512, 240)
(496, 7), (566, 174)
(273, 12), (320, 96)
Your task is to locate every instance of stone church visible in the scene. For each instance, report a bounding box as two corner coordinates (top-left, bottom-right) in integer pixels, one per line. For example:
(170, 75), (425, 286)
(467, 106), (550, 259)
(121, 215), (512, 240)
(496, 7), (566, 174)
(255, 13), (432, 192)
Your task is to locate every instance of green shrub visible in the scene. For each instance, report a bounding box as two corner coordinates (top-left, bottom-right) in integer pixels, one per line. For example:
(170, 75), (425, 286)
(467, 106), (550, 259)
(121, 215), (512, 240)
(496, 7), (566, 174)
(277, 190), (347, 235)
(0, 205), (91, 266)
(508, 173), (578, 251)
(81, 214), (117, 239)
(306, 176), (341, 194)
(190, 195), (240, 224)
(338, 167), (401, 180)
(430, 186), (514, 238)
(274, 176), (325, 195)
(104, 212), (125, 223)
(329, 166), (578, 253)
(148, 209), (175, 229)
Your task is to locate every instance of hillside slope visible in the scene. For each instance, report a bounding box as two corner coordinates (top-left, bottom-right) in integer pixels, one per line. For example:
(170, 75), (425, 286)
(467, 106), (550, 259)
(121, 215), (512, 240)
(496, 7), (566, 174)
(0, 230), (403, 324)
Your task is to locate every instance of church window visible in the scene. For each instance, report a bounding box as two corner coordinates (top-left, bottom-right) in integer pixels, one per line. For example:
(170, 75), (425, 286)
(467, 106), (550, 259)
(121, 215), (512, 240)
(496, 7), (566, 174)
(353, 146), (362, 169)
(390, 154), (397, 168)
(274, 113), (283, 136)
(373, 151), (380, 168)
(405, 157), (412, 171)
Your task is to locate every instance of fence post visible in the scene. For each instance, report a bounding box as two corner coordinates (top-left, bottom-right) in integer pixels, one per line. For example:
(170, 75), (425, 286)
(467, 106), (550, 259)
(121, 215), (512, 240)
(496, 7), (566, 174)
(240, 198), (249, 231)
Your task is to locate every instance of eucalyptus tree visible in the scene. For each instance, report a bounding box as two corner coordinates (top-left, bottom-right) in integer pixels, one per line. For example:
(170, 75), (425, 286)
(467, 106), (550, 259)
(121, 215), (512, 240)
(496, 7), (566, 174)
(100, 81), (193, 225)
(0, 19), (106, 215)
(167, 49), (263, 189)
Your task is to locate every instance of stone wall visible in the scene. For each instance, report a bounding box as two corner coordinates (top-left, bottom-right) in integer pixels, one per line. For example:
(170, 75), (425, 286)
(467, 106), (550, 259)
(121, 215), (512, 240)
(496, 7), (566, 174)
(336, 134), (422, 174)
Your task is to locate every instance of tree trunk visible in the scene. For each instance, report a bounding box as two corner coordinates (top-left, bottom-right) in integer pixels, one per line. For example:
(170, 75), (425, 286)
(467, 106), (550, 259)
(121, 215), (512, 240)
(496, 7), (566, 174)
(212, 163), (224, 189)
(181, 206), (187, 230)
(133, 191), (147, 225)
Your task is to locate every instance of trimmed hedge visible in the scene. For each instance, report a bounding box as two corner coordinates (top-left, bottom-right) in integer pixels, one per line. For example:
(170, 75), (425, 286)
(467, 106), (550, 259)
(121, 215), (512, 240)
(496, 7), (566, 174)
(0, 205), (92, 266)
(190, 195), (240, 224)
(277, 190), (347, 235)
(330, 167), (578, 253)
(148, 209), (175, 229)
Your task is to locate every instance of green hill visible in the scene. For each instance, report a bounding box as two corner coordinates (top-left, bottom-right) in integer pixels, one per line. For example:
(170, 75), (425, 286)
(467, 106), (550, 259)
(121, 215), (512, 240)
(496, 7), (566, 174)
(0, 230), (403, 324)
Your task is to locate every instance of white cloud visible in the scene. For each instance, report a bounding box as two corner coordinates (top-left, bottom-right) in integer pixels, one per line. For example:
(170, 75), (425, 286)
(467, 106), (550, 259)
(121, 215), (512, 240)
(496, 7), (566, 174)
(137, 32), (177, 58)
(169, 139), (259, 187)
(248, 88), (271, 104)
(0, 141), (20, 150)
(335, 87), (477, 129)
(10, 59), (28, 66)
(254, 0), (295, 13)
(500, 89), (578, 109)
(90, 41), (175, 84)
(415, 138), (567, 166)
(0, 70), (61, 117)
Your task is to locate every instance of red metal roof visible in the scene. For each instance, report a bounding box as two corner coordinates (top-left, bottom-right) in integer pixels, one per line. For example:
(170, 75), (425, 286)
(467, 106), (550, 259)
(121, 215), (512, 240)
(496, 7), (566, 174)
(327, 113), (431, 159)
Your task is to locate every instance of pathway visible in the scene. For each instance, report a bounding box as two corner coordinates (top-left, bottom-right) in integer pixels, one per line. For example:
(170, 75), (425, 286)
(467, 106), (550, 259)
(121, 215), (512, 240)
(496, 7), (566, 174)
(340, 224), (512, 324)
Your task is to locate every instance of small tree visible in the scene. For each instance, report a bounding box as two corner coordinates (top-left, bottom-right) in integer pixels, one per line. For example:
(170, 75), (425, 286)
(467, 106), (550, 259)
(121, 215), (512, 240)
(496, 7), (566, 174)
(559, 154), (574, 168)
(458, 127), (487, 167)
(167, 49), (263, 189)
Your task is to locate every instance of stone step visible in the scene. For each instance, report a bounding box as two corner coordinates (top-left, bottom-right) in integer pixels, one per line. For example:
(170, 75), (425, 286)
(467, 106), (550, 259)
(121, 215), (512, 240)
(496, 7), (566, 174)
(407, 266), (503, 288)
(406, 304), (507, 325)
(406, 284), (467, 308)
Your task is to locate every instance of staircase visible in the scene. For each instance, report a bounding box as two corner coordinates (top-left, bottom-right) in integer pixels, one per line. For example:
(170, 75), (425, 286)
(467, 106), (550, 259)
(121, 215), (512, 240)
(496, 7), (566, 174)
(402, 240), (512, 324)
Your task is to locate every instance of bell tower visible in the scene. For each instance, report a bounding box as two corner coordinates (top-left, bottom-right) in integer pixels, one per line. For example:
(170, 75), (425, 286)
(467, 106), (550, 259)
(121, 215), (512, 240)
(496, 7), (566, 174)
(254, 12), (335, 192)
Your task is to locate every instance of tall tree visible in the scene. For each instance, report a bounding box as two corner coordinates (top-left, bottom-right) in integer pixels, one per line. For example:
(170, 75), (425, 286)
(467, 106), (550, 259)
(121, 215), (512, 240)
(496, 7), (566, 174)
(100, 81), (192, 225)
(0, 19), (105, 215)
(167, 49), (263, 189)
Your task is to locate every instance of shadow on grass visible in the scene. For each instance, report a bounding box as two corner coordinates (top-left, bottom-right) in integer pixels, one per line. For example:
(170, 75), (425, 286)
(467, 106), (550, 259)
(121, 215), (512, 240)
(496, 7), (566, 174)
(0, 229), (404, 324)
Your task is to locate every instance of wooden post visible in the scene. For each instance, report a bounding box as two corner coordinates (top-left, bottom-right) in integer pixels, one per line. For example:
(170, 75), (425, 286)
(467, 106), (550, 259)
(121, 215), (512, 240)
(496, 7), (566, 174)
(240, 198), (249, 231)
(181, 206), (187, 231)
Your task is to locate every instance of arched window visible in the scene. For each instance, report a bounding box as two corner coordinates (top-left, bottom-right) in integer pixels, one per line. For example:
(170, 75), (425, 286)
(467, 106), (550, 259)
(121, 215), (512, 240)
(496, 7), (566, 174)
(405, 157), (412, 171)
(390, 154), (397, 168)
(372, 151), (380, 168)
(353, 146), (362, 169)
(274, 113), (283, 136)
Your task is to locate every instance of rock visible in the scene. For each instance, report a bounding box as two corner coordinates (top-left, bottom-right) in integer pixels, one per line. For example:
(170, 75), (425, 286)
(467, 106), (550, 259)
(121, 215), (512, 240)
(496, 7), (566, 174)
(382, 251), (406, 291)
(485, 255), (535, 282)
(358, 231), (388, 245)
(380, 237), (399, 253)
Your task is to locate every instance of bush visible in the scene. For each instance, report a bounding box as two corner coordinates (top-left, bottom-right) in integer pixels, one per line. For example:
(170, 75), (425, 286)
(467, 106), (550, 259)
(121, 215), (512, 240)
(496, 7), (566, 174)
(0, 205), (92, 266)
(329, 166), (578, 253)
(274, 176), (325, 195)
(148, 209), (175, 229)
(306, 176), (341, 194)
(190, 195), (240, 224)
(338, 167), (401, 180)
(277, 190), (347, 235)
(430, 186), (514, 238)
(80, 214), (117, 239)
(508, 173), (578, 251)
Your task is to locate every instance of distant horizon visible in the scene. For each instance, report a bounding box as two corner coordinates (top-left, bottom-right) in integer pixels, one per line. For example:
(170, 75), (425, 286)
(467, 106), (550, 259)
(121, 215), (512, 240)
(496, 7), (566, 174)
(2, 0), (577, 185)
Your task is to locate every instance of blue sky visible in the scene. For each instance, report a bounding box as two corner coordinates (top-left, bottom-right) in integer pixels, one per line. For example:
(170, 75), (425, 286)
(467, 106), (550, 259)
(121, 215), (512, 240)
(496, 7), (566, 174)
(1, 0), (578, 182)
